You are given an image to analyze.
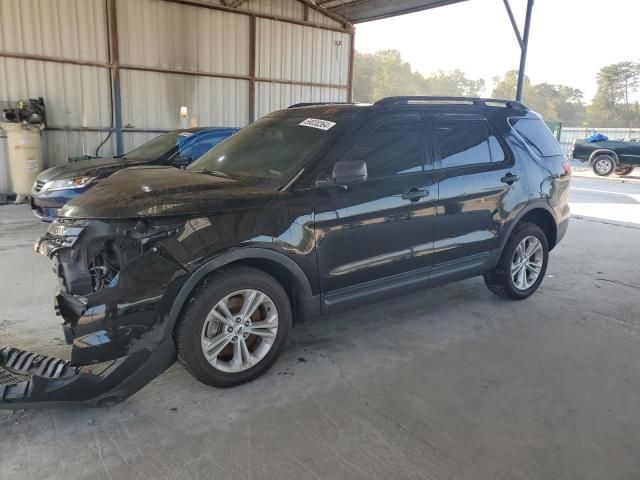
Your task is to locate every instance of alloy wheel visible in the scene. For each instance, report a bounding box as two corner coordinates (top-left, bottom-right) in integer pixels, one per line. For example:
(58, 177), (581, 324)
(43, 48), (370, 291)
(200, 289), (279, 373)
(511, 236), (544, 291)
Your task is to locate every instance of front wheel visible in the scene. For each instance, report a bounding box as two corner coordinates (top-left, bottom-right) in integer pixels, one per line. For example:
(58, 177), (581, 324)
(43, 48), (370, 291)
(484, 222), (549, 300)
(592, 155), (616, 176)
(175, 265), (292, 388)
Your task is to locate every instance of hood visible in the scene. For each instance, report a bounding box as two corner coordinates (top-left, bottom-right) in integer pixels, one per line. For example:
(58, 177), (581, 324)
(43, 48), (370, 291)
(59, 166), (277, 219)
(37, 157), (151, 182)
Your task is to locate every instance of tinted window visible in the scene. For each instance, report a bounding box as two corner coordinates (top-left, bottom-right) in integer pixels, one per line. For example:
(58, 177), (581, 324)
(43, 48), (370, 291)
(125, 132), (182, 160)
(435, 120), (492, 168)
(488, 135), (506, 163)
(342, 119), (423, 179)
(189, 115), (340, 189)
(509, 117), (563, 157)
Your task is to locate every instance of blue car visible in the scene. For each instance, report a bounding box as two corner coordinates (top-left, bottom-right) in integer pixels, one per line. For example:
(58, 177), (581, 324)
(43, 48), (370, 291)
(31, 127), (238, 221)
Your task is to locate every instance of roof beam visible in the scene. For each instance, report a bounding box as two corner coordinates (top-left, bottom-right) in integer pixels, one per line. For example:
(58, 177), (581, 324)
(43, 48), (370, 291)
(502, 0), (523, 49)
(324, 0), (468, 23)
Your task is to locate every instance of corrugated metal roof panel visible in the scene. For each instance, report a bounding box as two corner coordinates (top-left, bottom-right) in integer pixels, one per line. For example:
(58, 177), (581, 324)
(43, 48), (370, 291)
(256, 19), (350, 86)
(307, 7), (342, 26)
(43, 131), (116, 166)
(117, 0), (250, 75)
(255, 81), (347, 118)
(120, 69), (249, 129)
(0, 0), (108, 62)
(0, 57), (111, 128)
(318, 0), (467, 23)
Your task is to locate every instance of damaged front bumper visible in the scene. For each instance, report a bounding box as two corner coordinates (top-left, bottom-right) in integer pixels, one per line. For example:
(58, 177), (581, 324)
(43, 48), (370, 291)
(0, 338), (175, 408)
(1, 218), (189, 409)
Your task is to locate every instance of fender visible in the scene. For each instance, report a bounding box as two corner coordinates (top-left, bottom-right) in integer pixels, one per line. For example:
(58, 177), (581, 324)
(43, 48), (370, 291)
(164, 247), (314, 333)
(588, 149), (619, 166)
(498, 201), (557, 254)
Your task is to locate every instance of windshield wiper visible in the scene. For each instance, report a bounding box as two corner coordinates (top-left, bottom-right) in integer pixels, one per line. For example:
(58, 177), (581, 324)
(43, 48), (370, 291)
(196, 169), (230, 179)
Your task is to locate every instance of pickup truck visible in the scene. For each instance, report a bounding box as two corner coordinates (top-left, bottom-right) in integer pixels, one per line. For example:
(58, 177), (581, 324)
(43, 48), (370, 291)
(572, 138), (640, 176)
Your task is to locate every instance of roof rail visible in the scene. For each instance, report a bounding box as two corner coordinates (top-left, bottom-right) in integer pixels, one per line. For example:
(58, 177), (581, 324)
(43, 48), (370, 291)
(288, 102), (356, 109)
(374, 96), (528, 110)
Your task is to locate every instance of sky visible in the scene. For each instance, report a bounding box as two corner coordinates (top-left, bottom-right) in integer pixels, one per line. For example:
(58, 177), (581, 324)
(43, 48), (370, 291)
(354, 0), (640, 102)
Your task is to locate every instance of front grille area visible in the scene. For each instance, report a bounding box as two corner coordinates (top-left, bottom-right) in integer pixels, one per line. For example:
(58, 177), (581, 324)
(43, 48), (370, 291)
(47, 223), (67, 237)
(33, 179), (46, 194)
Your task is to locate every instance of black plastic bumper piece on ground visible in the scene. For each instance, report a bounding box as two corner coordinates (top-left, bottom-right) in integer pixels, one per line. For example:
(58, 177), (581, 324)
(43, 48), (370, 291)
(0, 337), (176, 409)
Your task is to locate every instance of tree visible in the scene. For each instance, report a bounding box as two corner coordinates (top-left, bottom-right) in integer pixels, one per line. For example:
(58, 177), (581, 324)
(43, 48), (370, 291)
(491, 71), (586, 125)
(588, 61), (640, 127)
(353, 50), (485, 103)
(426, 69), (485, 97)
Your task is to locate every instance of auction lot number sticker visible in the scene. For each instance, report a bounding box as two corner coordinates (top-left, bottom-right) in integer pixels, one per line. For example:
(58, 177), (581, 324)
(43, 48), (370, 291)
(299, 118), (336, 131)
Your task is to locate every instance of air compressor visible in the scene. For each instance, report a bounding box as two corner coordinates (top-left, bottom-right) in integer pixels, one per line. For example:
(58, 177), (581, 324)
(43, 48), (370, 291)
(1, 98), (46, 203)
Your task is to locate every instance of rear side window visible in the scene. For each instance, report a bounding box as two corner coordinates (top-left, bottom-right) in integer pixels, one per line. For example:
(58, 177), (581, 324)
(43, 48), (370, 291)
(434, 120), (493, 168)
(509, 117), (563, 157)
(342, 119), (424, 179)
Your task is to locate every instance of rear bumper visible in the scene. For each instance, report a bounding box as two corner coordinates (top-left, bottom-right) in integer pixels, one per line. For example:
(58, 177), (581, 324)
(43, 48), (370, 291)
(0, 336), (175, 409)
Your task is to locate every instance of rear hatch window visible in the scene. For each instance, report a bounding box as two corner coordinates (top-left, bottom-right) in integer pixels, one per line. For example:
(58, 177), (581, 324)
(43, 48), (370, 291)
(509, 117), (564, 158)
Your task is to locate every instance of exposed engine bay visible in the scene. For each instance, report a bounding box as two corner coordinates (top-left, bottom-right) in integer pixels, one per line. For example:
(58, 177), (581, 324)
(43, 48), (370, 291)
(38, 218), (180, 297)
(0, 218), (187, 408)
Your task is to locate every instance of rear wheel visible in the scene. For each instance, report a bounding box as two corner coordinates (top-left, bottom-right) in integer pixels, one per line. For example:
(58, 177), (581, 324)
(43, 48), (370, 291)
(484, 222), (549, 300)
(592, 154), (616, 176)
(176, 265), (292, 388)
(615, 165), (634, 176)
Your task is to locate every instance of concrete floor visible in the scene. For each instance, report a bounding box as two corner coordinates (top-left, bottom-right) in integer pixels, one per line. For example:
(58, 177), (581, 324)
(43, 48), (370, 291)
(1, 179), (640, 480)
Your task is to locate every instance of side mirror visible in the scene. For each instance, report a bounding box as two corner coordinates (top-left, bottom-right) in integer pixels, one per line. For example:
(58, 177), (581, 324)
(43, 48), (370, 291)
(332, 160), (368, 185)
(172, 154), (192, 168)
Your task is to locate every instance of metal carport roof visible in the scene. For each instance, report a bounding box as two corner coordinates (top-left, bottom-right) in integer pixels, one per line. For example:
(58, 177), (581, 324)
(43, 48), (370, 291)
(314, 0), (469, 24)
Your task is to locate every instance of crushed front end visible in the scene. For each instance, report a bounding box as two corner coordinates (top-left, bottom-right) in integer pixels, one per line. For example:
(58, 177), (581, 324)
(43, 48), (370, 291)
(0, 218), (188, 408)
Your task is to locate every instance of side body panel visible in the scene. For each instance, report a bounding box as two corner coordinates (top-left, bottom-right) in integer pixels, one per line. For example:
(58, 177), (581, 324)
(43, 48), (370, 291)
(429, 114), (528, 275)
(312, 113), (438, 305)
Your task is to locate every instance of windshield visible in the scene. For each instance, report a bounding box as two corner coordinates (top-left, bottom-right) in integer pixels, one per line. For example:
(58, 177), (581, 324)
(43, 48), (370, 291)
(124, 131), (185, 160)
(187, 114), (340, 188)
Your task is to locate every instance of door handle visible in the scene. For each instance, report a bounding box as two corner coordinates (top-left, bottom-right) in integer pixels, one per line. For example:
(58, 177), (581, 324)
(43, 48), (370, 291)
(501, 173), (520, 185)
(402, 187), (429, 202)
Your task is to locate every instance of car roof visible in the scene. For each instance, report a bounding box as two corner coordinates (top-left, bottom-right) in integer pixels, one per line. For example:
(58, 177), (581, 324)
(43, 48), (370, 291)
(288, 96), (527, 111)
(178, 127), (239, 134)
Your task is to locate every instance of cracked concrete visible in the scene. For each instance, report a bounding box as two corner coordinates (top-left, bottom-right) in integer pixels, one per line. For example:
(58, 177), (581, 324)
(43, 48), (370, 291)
(1, 204), (640, 480)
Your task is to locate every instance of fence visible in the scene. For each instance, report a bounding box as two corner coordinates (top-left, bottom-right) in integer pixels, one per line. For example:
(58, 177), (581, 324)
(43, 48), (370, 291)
(559, 127), (640, 156)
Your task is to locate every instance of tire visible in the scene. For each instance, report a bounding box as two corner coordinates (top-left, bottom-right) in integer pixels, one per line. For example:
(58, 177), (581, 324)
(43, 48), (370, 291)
(592, 154), (616, 176)
(615, 165), (634, 176)
(483, 222), (549, 300)
(175, 265), (292, 388)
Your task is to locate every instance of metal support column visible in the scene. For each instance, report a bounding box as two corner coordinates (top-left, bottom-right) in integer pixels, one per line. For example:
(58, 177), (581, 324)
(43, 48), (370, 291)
(516, 0), (534, 101)
(503, 0), (534, 102)
(248, 15), (256, 124)
(107, 0), (123, 155)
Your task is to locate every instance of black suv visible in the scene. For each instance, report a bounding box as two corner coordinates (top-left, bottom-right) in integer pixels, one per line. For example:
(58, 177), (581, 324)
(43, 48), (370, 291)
(1, 97), (571, 408)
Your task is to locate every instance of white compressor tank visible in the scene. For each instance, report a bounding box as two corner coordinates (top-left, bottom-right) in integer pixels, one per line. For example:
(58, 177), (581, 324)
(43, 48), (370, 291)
(0, 122), (43, 203)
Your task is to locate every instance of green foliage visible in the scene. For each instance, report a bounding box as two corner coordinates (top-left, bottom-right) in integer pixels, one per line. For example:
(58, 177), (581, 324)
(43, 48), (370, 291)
(352, 50), (485, 103)
(492, 70), (585, 125)
(587, 62), (640, 127)
(353, 50), (639, 127)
